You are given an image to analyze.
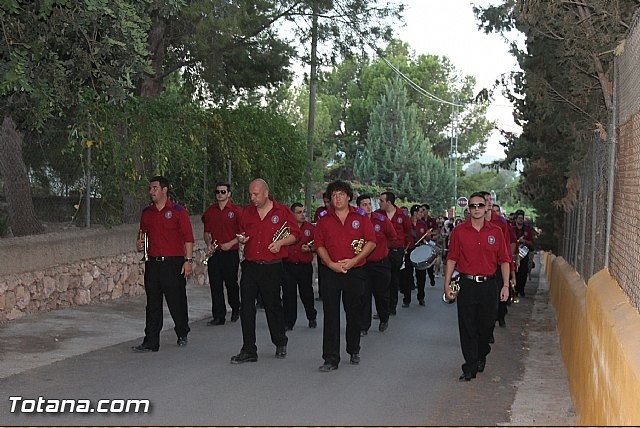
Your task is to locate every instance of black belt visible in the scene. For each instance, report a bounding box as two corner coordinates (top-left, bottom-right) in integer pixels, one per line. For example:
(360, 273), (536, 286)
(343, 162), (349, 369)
(148, 256), (184, 262)
(461, 274), (495, 283)
(247, 259), (282, 265)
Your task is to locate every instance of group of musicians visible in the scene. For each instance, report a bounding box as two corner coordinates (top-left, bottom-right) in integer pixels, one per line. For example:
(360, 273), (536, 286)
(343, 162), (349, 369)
(133, 176), (534, 379)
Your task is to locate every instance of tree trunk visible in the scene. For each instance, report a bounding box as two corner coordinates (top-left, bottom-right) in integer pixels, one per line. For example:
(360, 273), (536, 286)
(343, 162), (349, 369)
(305, 5), (319, 215)
(0, 116), (44, 236)
(139, 12), (167, 98)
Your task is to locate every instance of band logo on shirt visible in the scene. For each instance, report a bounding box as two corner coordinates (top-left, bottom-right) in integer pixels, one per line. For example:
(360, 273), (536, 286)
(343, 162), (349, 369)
(397, 218), (403, 224)
(165, 211), (173, 219)
(304, 229), (311, 236)
(374, 224), (381, 232)
(228, 211), (235, 219)
(271, 215), (280, 224)
(488, 235), (496, 245)
(352, 220), (360, 230)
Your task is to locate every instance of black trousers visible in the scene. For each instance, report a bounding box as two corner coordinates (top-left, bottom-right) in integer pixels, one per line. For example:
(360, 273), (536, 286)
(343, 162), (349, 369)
(388, 248), (404, 312)
(515, 254), (530, 295)
(321, 264), (365, 365)
(361, 259), (391, 330)
(456, 277), (498, 376)
(239, 261), (288, 355)
(401, 249), (426, 303)
(427, 265), (436, 286)
(496, 268), (508, 323)
(207, 250), (240, 319)
(143, 259), (190, 349)
(282, 261), (317, 328)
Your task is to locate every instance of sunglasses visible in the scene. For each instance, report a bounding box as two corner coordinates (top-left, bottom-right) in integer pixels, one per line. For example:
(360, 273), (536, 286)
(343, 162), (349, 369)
(469, 203), (486, 209)
(215, 190), (227, 194)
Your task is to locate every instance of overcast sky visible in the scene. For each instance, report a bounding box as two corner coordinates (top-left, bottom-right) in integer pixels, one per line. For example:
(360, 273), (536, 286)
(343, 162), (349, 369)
(396, 0), (522, 163)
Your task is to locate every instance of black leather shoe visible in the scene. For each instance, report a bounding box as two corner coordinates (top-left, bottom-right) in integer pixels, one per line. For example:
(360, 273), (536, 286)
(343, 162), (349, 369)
(372, 313), (379, 320)
(418, 299), (425, 306)
(275, 346), (287, 359)
(350, 354), (360, 365)
(308, 319), (317, 328)
(319, 362), (338, 372)
(230, 352), (258, 364)
(132, 344), (158, 353)
(430, 281), (436, 287)
(477, 359), (486, 373)
(207, 318), (225, 326)
(402, 302), (410, 308)
(360, 330), (368, 337)
(230, 313), (240, 322)
(489, 333), (495, 344)
(285, 325), (293, 331)
(379, 321), (388, 332)
(177, 337), (188, 347)
(459, 372), (476, 381)
(498, 318), (506, 328)
(389, 310), (396, 316)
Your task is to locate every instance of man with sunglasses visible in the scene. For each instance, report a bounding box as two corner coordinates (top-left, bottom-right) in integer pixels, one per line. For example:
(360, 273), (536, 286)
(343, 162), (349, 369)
(443, 192), (511, 381)
(201, 182), (243, 326)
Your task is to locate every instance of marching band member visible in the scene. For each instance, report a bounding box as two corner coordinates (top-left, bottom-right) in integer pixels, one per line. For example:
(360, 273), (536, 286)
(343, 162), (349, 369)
(230, 179), (300, 364)
(315, 180), (376, 372)
(133, 176), (194, 353)
(201, 182), (242, 326)
(356, 194), (397, 335)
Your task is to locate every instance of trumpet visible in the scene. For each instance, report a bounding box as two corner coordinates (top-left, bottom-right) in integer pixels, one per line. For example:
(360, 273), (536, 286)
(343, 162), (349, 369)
(351, 238), (365, 255)
(138, 229), (149, 263)
(273, 221), (291, 242)
(306, 240), (314, 251)
(510, 279), (519, 304)
(202, 240), (219, 265)
(442, 270), (461, 304)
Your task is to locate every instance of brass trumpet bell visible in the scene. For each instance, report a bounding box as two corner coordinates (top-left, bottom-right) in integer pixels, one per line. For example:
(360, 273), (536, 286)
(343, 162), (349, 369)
(351, 239), (365, 255)
(202, 240), (219, 265)
(139, 230), (149, 263)
(273, 221), (291, 242)
(442, 271), (461, 304)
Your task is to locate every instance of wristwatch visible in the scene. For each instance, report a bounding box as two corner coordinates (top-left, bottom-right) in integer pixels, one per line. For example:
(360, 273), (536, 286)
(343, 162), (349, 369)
(185, 258), (194, 263)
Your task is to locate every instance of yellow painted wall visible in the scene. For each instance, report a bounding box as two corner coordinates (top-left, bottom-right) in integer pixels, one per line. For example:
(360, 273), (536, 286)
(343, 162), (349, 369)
(544, 253), (640, 425)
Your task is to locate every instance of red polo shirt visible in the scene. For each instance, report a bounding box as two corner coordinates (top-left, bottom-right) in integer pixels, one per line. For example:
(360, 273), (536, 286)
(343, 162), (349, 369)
(201, 201), (243, 250)
(424, 216), (438, 231)
(447, 219), (510, 276)
(367, 212), (398, 263)
(140, 200), (194, 257)
(239, 199), (300, 263)
(410, 218), (428, 250)
(375, 206), (411, 249)
(313, 206), (327, 223)
(514, 224), (535, 249)
(286, 221), (314, 264)
(315, 206), (376, 268)
(491, 211), (517, 248)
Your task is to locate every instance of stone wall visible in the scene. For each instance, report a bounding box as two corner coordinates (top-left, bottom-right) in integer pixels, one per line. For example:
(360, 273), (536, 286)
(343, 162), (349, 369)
(0, 217), (207, 322)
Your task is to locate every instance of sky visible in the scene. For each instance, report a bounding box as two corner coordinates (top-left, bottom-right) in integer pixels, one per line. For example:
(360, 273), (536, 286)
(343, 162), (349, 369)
(396, 0), (522, 164)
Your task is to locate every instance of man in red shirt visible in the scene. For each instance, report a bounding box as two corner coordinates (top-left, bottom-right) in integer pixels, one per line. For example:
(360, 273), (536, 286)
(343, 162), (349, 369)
(403, 204), (428, 307)
(315, 180), (376, 372)
(356, 194), (397, 335)
(313, 192), (331, 222)
(201, 182), (243, 326)
(230, 179), (300, 364)
(282, 203), (317, 330)
(422, 203), (439, 288)
(514, 211), (535, 297)
(443, 192), (511, 381)
(133, 176), (195, 353)
(377, 191), (412, 316)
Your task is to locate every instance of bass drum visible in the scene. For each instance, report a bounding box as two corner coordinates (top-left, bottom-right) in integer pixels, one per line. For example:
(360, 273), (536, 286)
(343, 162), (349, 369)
(410, 245), (434, 270)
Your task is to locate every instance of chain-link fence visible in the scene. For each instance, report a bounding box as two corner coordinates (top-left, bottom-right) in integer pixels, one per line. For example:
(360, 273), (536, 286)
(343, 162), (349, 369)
(559, 10), (640, 313)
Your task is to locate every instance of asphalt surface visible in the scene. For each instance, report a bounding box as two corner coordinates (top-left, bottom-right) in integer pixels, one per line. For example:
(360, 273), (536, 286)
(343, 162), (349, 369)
(0, 254), (575, 426)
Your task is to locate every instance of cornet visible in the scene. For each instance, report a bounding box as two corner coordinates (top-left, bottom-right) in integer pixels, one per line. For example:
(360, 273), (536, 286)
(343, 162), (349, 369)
(442, 270), (461, 304)
(138, 229), (149, 263)
(351, 239), (365, 255)
(202, 240), (219, 265)
(306, 240), (314, 251)
(273, 221), (291, 242)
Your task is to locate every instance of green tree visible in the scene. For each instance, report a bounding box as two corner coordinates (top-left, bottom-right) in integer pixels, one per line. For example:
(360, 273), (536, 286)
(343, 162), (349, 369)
(0, 0), (151, 235)
(354, 77), (454, 211)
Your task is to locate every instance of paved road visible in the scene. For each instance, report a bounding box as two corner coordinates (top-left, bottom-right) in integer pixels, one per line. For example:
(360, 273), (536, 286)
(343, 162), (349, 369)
(0, 258), (574, 425)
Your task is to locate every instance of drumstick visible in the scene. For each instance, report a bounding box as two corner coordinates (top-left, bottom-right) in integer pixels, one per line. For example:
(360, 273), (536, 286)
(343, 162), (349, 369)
(414, 228), (433, 247)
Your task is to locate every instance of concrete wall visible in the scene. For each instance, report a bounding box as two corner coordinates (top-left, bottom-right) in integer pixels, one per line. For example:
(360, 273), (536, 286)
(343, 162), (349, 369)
(544, 252), (640, 425)
(0, 218), (207, 322)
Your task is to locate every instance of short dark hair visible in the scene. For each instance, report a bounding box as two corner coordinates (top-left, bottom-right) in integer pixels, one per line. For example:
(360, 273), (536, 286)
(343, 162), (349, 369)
(410, 204), (422, 216)
(469, 191), (485, 201)
(422, 204), (430, 210)
(493, 203), (501, 210)
(322, 191), (330, 200)
(356, 194), (372, 207)
(290, 202), (304, 211)
(515, 209), (525, 216)
(326, 180), (354, 201)
(149, 175), (169, 190)
(381, 191), (396, 204)
(215, 182), (231, 192)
